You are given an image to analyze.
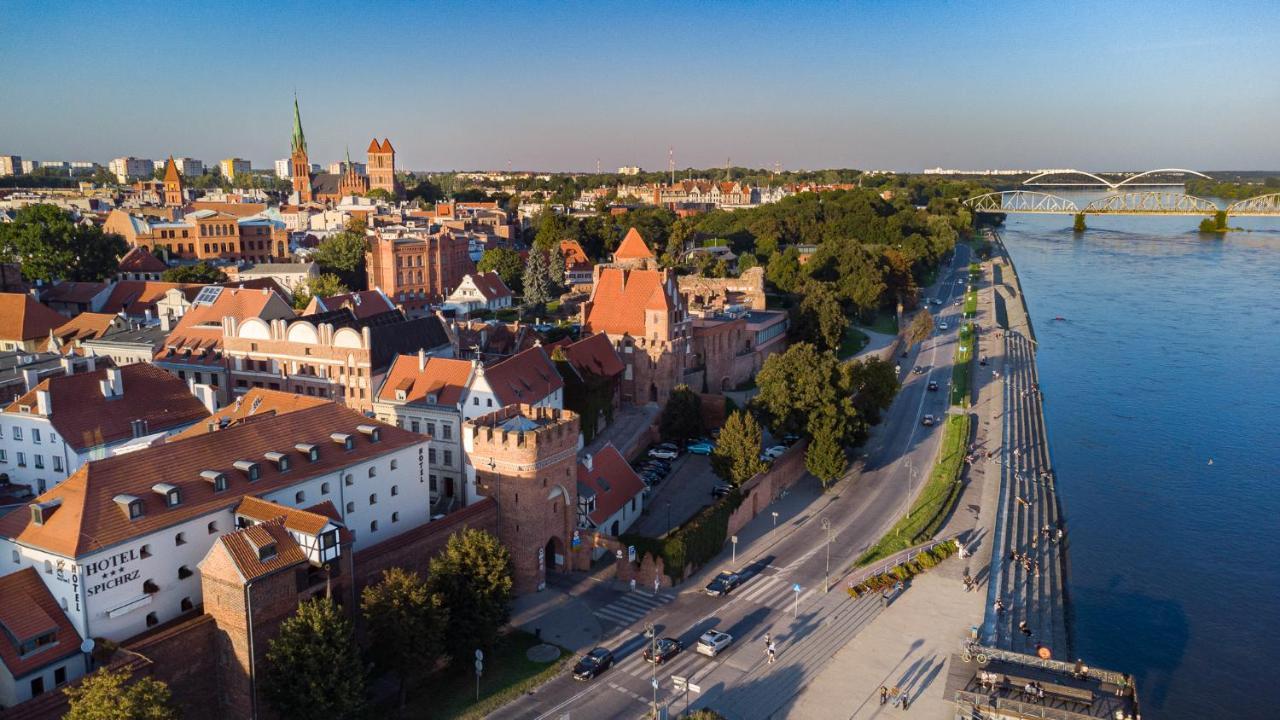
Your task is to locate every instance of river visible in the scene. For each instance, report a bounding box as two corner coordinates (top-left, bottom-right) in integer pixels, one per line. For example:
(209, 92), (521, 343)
(996, 198), (1280, 719)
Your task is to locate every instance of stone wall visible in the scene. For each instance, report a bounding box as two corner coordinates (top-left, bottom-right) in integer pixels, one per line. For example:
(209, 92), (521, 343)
(353, 497), (499, 591)
(726, 440), (809, 539)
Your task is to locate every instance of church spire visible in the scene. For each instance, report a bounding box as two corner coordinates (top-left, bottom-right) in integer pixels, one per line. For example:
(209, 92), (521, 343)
(291, 94), (307, 155)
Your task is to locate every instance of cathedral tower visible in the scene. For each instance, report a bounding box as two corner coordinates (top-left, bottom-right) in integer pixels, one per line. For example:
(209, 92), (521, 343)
(162, 155), (184, 206)
(367, 138), (396, 196)
(290, 96), (313, 203)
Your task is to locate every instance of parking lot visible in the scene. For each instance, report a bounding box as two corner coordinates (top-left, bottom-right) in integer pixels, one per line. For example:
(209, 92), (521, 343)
(629, 451), (723, 538)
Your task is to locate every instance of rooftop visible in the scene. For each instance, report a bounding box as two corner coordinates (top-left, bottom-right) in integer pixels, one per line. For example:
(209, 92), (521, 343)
(0, 568), (83, 678)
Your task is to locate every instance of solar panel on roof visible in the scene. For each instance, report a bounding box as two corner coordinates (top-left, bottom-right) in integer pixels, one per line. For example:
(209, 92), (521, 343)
(194, 286), (224, 306)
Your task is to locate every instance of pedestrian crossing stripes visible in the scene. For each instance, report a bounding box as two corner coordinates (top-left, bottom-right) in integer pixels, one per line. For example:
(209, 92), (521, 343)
(735, 574), (815, 609)
(592, 590), (676, 628)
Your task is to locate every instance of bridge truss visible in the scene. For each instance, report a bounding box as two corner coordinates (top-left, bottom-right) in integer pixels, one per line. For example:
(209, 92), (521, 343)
(1226, 193), (1280, 217)
(1082, 191), (1218, 214)
(965, 191), (1080, 214)
(1022, 168), (1213, 189)
(967, 190), (1280, 216)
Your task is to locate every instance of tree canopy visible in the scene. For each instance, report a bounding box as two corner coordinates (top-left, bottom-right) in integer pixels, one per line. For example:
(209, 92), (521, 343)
(660, 385), (704, 442)
(291, 273), (349, 310)
(362, 568), (448, 709)
(522, 247), (555, 307)
(790, 280), (846, 353)
(0, 204), (128, 282)
(161, 262), (225, 284)
(477, 247), (524, 293)
(64, 667), (177, 720)
(711, 410), (768, 486)
(312, 219), (368, 290)
(262, 598), (366, 720)
(426, 528), (514, 659)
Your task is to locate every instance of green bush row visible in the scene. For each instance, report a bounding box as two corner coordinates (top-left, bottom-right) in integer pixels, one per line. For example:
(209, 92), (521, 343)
(847, 541), (957, 597)
(622, 490), (744, 582)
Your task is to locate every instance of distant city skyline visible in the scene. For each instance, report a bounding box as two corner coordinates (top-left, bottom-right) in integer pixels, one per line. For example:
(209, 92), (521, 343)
(4, 0), (1279, 172)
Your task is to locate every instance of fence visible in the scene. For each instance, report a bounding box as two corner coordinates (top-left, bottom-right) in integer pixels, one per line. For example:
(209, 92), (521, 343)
(841, 534), (960, 590)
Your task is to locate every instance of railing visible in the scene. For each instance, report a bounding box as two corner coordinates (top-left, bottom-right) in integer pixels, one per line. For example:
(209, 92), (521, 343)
(842, 534), (960, 590)
(959, 644), (1127, 686)
(952, 690), (1100, 720)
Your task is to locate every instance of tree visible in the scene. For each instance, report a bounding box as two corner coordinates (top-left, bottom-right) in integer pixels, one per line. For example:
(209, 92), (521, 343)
(64, 667), (177, 720)
(711, 410), (768, 486)
(0, 204), (128, 282)
(262, 598), (366, 720)
(312, 218), (369, 289)
(362, 568), (449, 709)
(161, 262), (225, 284)
(845, 356), (900, 428)
(904, 309), (934, 347)
(477, 247), (524, 293)
(805, 414), (847, 488)
(765, 247), (801, 292)
(533, 210), (568, 253)
(522, 247), (554, 307)
(426, 528), (513, 659)
(291, 273), (349, 310)
(366, 188), (395, 203)
(754, 343), (852, 440)
(790, 281), (846, 353)
(1073, 213), (1087, 233)
(660, 385), (704, 442)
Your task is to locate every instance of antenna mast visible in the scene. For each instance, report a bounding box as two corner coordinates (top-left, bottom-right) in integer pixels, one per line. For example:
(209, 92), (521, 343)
(668, 146), (675, 186)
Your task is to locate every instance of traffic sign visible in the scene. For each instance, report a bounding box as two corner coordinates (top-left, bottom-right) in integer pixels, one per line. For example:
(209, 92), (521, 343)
(793, 583), (801, 593)
(475, 659), (484, 675)
(628, 545), (637, 563)
(572, 530), (581, 548)
(672, 675), (687, 690)
(475, 649), (484, 661)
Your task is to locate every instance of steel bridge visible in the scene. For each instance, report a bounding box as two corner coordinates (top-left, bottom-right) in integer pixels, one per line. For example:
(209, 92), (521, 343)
(965, 190), (1280, 217)
(1022, 168), (1212, 189)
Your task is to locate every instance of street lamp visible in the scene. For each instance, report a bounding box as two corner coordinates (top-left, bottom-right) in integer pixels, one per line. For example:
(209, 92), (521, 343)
(771, 511), (779, 527)
(645, 622), (657, 715)
(822, 518), (832, 592)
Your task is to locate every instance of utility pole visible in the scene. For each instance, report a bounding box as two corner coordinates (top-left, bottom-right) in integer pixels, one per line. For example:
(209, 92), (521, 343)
(668, 146), (675, 186)
(822, 518), (832, 592)
(645, 623), (657, 716)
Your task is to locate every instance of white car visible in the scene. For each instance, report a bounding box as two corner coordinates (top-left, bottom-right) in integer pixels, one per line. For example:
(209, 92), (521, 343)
(921, 414), (937, 427)
(764, 445), (787, 460)
(696, 630), (734, 657)
(939, 322), (949, 331)
(648, 448), (679, 460)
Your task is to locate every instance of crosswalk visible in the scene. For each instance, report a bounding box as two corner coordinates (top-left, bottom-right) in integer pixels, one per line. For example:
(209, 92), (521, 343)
(592, 590), (676, 628)
(733, 573), (815, 611)
(607, 648), (722, 706)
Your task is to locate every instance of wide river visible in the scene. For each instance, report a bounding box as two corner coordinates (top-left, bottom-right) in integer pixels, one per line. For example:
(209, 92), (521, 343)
(998, 201), (1280, 719)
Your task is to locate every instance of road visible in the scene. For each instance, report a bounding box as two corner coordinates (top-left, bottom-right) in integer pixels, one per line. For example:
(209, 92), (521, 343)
(491, 245), (974, 720)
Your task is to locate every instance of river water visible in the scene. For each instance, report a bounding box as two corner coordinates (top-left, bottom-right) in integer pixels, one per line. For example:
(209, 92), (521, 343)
(997, 199), (1280, 719)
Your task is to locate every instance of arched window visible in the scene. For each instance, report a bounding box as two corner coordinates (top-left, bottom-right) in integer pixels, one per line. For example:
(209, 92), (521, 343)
(177, 565), (193, 580)
(207, 521), (218, 534)
(390, 485), (399, 497)
(295, 491), (306, 504)
(175, 532), (186, 546)
(390, 459), (398, 471)
(146, 612), (158, 627)
(143, 579), (159, 594)
(368, 493), (377, 506)
(180, 597), (194, 612)
(344, 473), (354, 486)
(321, 482), (331, 494)
(370, 520), (378, 533)
(368, 467), (377, 478)
(345, 501), (355, 513)
(392, 512), (400, 523)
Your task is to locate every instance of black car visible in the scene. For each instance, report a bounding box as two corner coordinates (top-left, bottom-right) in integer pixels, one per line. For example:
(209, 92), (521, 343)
(640, 462), (670, 476)
(711, 484), (734, 498)
(573, 647), (614, 680)
(643, 637), (683, 664)
(927, 380), (939, 391)
(705, 571), (742, 596)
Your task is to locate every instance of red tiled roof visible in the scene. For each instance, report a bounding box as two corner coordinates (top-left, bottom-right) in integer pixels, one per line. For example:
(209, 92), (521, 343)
(216, 518), (309, 581)
(553, 333), (624, 378)
(0, 293), (66, 341)
(0, 402), (418, 557)
(43, 281), (109, 306)
(367, 138), (382, 154)
(4, 362), (210, 451)
(380, 138), (395, 154)
(376, 355), (473, 407)
(480, 346), (563, 406)
(236, 496), (334, 536)
(163, 156), (180, 183)
(118, 246), (167, 273)
(614, 227), (654, 260)
(174, 388), (332, 439)
(559, 240), (593, 272)
(186, 201), (268, 217)
(49, 312), (120, 351)
(469, 272), (512, 302)
(0, 568), (83, 678)
(578, 444), (645, 527)
(162, 286), (292, 354)
(98, 281), (198, 316)
(583, 267), (674, 337)
(305, 289), (395, 320)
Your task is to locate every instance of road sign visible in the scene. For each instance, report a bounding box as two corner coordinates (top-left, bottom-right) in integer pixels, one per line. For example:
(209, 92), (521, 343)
(475, 649), (484, 661)
(475, 659), (484, 675)
(688, 683), (702, 694)
(793, 583), (801, 617)
(572, 530), (581, 548)
(651, 677), (659, 689)
(730, 535), (738, 544)
(628, 545), (637, 563)
(616, 549), (624, 559)
(672, 675), (687, 691)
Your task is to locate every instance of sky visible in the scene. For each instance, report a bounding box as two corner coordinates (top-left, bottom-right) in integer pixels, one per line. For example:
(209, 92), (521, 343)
(3, 0), (1279, 173)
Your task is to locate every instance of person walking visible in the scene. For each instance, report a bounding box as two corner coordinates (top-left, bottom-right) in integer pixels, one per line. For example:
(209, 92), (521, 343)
(879, 686), (889, 705)
(766, 640), (776, 664)
(1019, 620), (1032, 637)
(901, 691), (911, 711)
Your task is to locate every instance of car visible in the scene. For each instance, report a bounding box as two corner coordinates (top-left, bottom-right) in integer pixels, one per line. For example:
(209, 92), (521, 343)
(927, 380), (939, 392)
(643, 637), (683, 664)
(930, 298), (943, 306)
(939, 322), (949, 331)
(656, 442), (680, 452)
(705, 571), (742, 596)
(573, 647), (615, 680)
(913, 365), (925, 375)
(921, 414), (936, 427)
(711, 484), (734, 498)
(639, 461), (670, 474)
(640, 472), (663, 485)
(648, 447), (679, 460)
(764, 445), (787, 460)
(781, 434), (801, 446)
(696, 630), (734, 657)
(687, 441), (715, 455)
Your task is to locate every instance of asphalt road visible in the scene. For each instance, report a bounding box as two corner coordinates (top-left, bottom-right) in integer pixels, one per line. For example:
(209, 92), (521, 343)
(492, 245), (974, 720)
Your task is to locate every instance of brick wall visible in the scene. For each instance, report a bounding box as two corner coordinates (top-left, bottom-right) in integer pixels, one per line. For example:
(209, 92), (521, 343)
(353, 498), (498, 591)
(726, 440), (809, 539)
(127, 615), (221, 720)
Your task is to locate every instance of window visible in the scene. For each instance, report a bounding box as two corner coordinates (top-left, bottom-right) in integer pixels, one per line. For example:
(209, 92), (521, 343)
(429, 474), (437, 491)
(12, 427), (21, 441)
(295, 491), (306, 504)
(165, 488), (180, 507)
(16, 451), (25, 467)
(369, 520), (378, 533)
(410, 420), (420, 433)
(44, 559), (52, 574)
(426, 422), (436, 436)
(10, 549), (17, 563)
(390, 459), (398, 471)
(487, 399), (493, 407)
(321, 482), (331, 494)
(34, 454), (44, 469)
(178, 565), (193, 579)
(368, 493), (377, 505)
(175, 532), (186, 546)
(345, 501), (355, 513)
(442, 424), (452, 440)
(368, 467), (376, 478)
(146, 612), (158, 627)
(443, 450), (453, 466)
(392, 512), (400, 523)
(180, 597), (194, 612)
(140, 544), (152, 559)
(207, 521), (218, 534)
(344, 473), (354, 487)
(391, 485), (399, 497)
(0, 449), (6, 462)
(31, 428), (40, 443)
(429, 448), (437, 464)
(52, 456), (62, 472)
(30, 677), (44, 697)
(54, 666), (67, 686)
(143, 579), (159, 594)
(127, 499), (143, 519)
(473, 397), (479, 406)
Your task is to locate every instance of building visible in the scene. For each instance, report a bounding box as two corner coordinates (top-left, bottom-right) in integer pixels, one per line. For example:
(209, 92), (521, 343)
(46, 312), (128, 354)
(0, 294), (67, 353)
(547, 332), (625, 442)
(463, 405), (579, 593)
(372, 352), (475, 508)
(37, 281), (111, 318)
(300, 288), (396, 320)
(226, 262), (318, 297)
(442, 272), (512, 317)
(0, 567), (86, 707)
(560, 240), (595, 287)
(273, 159), (291, 179)
(116, 246), (168, 282)
(461, 345), (563, 422)
(0, 155), (21, 176)
(0, 353), (103, 408)
(287, 99), (378, 205)
(103, 207), (290, 264)
(618, 166), (641, 176)
(366, 228), (473, 305)
(1, 364), (212, 493)
(173, 158), (203, 177)
(161, 156), (185, 206)
(367, 138), (396, 196)
(219, 158), (250, 180)
(575, 443), (645, 539)
(108, 157), (153, 184)
(79, 322), (168, 367)
(0, 400), (431, 645)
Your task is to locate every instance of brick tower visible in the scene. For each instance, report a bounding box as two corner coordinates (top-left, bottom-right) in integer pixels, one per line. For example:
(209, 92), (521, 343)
(464, 405), (580, 594)
(289, 96), (313, 203)
(162, 155), (184, 206)
(367, 138), (396, 196)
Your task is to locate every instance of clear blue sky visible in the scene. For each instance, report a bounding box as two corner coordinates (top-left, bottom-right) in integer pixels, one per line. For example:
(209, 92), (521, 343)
(4, 0), (1278, 172)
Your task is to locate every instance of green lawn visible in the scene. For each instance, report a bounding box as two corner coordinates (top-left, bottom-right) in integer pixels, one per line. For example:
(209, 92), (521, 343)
(855, 413), (971, 566)
(950, 323), (973, 407)
(858, 310), (898, 336)
(837, 326), (870, 359)
(964, 290), (977, 318)
(396, 631), (568, 720)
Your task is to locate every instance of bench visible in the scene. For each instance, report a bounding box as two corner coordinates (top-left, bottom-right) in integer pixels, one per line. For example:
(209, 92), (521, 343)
(1002, 675), (1094, 706)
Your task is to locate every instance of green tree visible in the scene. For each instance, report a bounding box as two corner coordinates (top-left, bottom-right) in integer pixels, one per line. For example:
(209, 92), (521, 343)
(532, 210), (567, 253)
(765, 247), (801, 292)
(904, 309), (935, 347)
(477, 247), (525, 293)
(426, 528), (513, 659)
(262, 598), (366, 720)
(0, 204), (128, 282)
(660, 385), (704, 442)
(292, 273), (349, 310)
(845, 356), (900, 428)
(64, 667), (177, 720)
(754, 343), (852, 440)
(1073, 213), (1087, 233)
(366, 188), (395, 203)
(790, 281), (846, 353)
(522, 247), (554, 307)
(805, 414), (847, 488)
(312, 219), (369, 289)
(362, 568), (449, 710)
(161, 262), (225, 284)
(711, 410), (768, 486)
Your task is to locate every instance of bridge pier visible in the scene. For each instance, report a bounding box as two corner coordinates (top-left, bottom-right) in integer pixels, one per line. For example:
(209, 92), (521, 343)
(1073, 213), (1086, 233)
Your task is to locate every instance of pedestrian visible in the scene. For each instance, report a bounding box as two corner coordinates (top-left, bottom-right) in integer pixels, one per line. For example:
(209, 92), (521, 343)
(901, 692), (911, 711)
(879, 686), (889, 705)
(1019, 620), (1032, 637)
(767, 640), (776, 664)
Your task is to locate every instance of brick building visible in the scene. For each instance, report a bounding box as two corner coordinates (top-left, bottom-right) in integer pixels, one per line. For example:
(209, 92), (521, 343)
(0, 295), (66, 353)
(365, 228), (474, 305)
(366, 138), (396, 196)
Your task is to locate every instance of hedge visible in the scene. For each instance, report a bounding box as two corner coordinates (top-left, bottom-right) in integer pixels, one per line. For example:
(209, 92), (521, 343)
(622, 489), (744, 581)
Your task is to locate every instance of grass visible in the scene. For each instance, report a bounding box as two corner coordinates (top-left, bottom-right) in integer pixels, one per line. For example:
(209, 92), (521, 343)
(964, 289), (978, 317)
(837, 325), (870, 359)
(858, 310), (899, 336)
(855, 413), (971, 566)
(950, 323), (973, 407)
(545, 299), (562, 314)
(397, 631), (569, 720)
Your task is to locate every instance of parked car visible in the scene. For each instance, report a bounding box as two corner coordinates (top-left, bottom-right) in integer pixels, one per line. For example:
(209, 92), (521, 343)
(648, 447), (679, 460)
(573, 647), (615, 680)
(921, 414), (937, 427)
(930, 298), (943, 305)
(913, 365), (925, 375)
(643, 637), (683, 664)
(939, 322), (949, 331)
(639, 461), (670, 475)
(696, 630), (734, 657)
(927, 380), (939, 391)
(711, 484), (734, 498)
(687, 441), (715, 455)
(781, 434), (801, 446)
(642, 458), (671, 471)
(640, 472), (663, 485)
(705, 571), (742, 597)
(764, 445), (787, 460)
(656, 442), (680, 452)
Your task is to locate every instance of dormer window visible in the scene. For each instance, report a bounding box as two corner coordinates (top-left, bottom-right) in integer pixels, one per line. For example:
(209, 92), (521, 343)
(357, 425), (381, 443)
(201, 470), (228, 492)
(295, 443), (319, 462)
(395, 389), (407, 401)
(114, 494), (144, 520)
(29, 499), (61, 526)
(152, 483), (180, 507)
(257, 543), (277, 562)
(265, 451), (290, 472)
(332, 433), (355, 451)
(233, 460), (261, 481)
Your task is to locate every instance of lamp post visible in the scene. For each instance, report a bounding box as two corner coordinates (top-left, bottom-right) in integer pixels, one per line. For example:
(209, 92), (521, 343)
(771, 511), (779, 528)
(645, 622), (657, 715)
(822, 518), (832, 592)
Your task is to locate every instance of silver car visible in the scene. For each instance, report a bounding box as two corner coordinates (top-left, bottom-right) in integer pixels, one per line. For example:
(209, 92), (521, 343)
(696, 629), (734, 657)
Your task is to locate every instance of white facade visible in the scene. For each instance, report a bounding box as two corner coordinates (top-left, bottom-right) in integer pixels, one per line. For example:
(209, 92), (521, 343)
(274, 159), (291, 179)
(461, 368), (562, 423)
(108, 156), (153, 183)
(0, 645), (84, 707)
(373, 400), (468, 506)
(0, 439), (431, 645)
(443, 274), (512, 317)
(0, 155), (20, 176)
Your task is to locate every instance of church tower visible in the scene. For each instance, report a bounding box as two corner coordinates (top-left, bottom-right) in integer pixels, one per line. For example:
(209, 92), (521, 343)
(367, 138), (396, 196)
(290, 96), (313, 203)
(162, 155), (184, 206)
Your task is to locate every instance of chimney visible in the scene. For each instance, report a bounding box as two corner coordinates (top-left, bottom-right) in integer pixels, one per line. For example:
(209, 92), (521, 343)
(418, 348), (426, 372)
(22, 368), (39, 391)
(36, 390), (51, 416)
(583, 453), (592, 472)
(160, 312), (173, 332)
(60, 356), (74, 375)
